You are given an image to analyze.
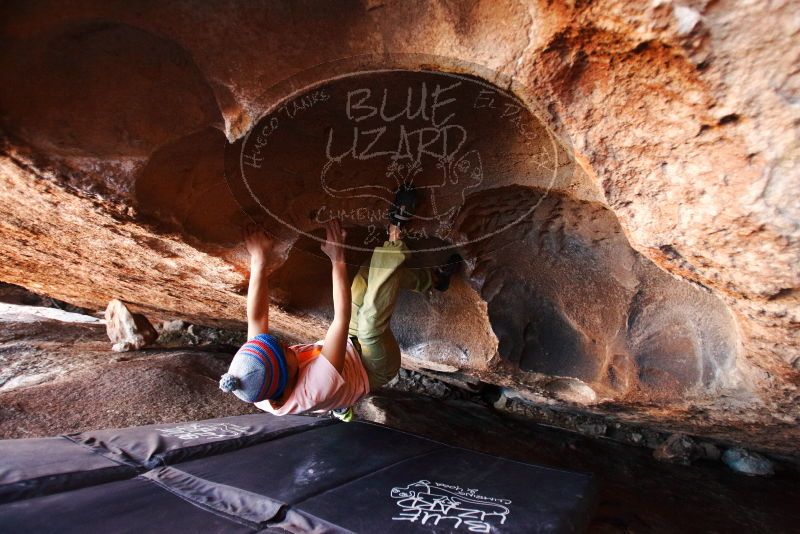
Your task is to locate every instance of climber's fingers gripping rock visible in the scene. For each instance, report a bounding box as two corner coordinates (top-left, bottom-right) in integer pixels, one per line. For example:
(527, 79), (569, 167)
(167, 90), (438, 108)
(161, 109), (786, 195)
(321, 219), (347, 264)
(243, 222), (275, 262)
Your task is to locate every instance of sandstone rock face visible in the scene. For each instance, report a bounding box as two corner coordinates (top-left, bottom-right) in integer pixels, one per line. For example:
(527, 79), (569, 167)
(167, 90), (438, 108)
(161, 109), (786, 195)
(0, 1), (797, 439)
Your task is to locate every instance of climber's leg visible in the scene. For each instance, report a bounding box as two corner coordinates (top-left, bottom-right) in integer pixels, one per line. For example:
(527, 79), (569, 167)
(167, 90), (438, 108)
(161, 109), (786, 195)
(355, 239), (412, 389)
(349, 263), (431, 333)
(397, 265), (433, 294)
(348, 262), (369, 338)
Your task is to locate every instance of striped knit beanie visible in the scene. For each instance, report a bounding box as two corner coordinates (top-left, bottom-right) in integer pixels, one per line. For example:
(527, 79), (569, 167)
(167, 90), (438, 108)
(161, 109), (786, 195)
(218, 333), (288, 403)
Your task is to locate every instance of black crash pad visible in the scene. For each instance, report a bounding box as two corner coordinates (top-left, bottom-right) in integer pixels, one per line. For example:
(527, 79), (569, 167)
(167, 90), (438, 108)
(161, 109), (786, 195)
(0, 477), (255, 534)
(160, 422), (444, 506)
(66, 413), (330, 468)
(0, 414), (596, 533)
(0, 436), (136, 503)
(292, 446), (594, 533)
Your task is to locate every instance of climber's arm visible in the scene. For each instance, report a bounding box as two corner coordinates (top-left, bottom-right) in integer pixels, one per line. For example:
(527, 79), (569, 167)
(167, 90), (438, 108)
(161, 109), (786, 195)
(320, 220), (350, 373)
(244, 224), (274, 339)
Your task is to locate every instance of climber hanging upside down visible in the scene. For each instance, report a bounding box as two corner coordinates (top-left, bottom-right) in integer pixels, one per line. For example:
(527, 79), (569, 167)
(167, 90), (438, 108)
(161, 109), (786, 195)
(219, 186), (461, 421)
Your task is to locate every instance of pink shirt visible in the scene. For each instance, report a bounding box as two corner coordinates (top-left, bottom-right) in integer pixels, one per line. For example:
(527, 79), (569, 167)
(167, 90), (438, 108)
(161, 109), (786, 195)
(255, 338), (370, 415)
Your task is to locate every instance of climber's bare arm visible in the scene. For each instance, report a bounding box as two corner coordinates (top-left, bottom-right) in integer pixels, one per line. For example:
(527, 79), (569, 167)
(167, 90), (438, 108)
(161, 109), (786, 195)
(320, 220), (350, 373)
(244, 224), (274, 339)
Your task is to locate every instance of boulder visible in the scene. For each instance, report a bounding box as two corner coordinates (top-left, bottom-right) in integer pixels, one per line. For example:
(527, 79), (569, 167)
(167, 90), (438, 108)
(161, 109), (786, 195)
(0, 0), (797, 451)
(104, 299), (158, 352)
(722, 448), (775, 477)
(653, 434), (699, 466)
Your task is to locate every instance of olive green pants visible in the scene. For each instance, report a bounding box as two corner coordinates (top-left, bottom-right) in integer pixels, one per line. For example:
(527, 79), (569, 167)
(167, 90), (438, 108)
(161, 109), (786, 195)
(349, 240), (432, 390)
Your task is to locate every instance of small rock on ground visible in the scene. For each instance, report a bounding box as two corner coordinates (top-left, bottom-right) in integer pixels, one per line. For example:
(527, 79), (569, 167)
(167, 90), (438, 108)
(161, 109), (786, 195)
(722, 448), (775, 476)
(105, 299), (158, 352)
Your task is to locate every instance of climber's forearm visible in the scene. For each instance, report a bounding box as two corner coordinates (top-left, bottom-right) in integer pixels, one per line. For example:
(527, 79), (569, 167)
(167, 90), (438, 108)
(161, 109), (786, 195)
(247, 257), (270, 338)
(330, 261), (351, 329)
(321, 261), (351, 373)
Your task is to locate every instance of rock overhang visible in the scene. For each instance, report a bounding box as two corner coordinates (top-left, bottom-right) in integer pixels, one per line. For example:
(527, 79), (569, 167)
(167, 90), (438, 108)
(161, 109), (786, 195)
(0, 0), (796, 437)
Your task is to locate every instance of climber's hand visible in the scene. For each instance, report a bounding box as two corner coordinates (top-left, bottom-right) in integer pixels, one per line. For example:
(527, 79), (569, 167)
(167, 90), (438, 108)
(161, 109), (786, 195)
(320, 219), (347, 264)
(243, 223), (274, 263)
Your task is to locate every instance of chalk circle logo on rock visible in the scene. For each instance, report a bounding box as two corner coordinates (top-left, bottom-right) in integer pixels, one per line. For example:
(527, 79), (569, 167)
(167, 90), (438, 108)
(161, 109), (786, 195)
(226, 56), (572, 267)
